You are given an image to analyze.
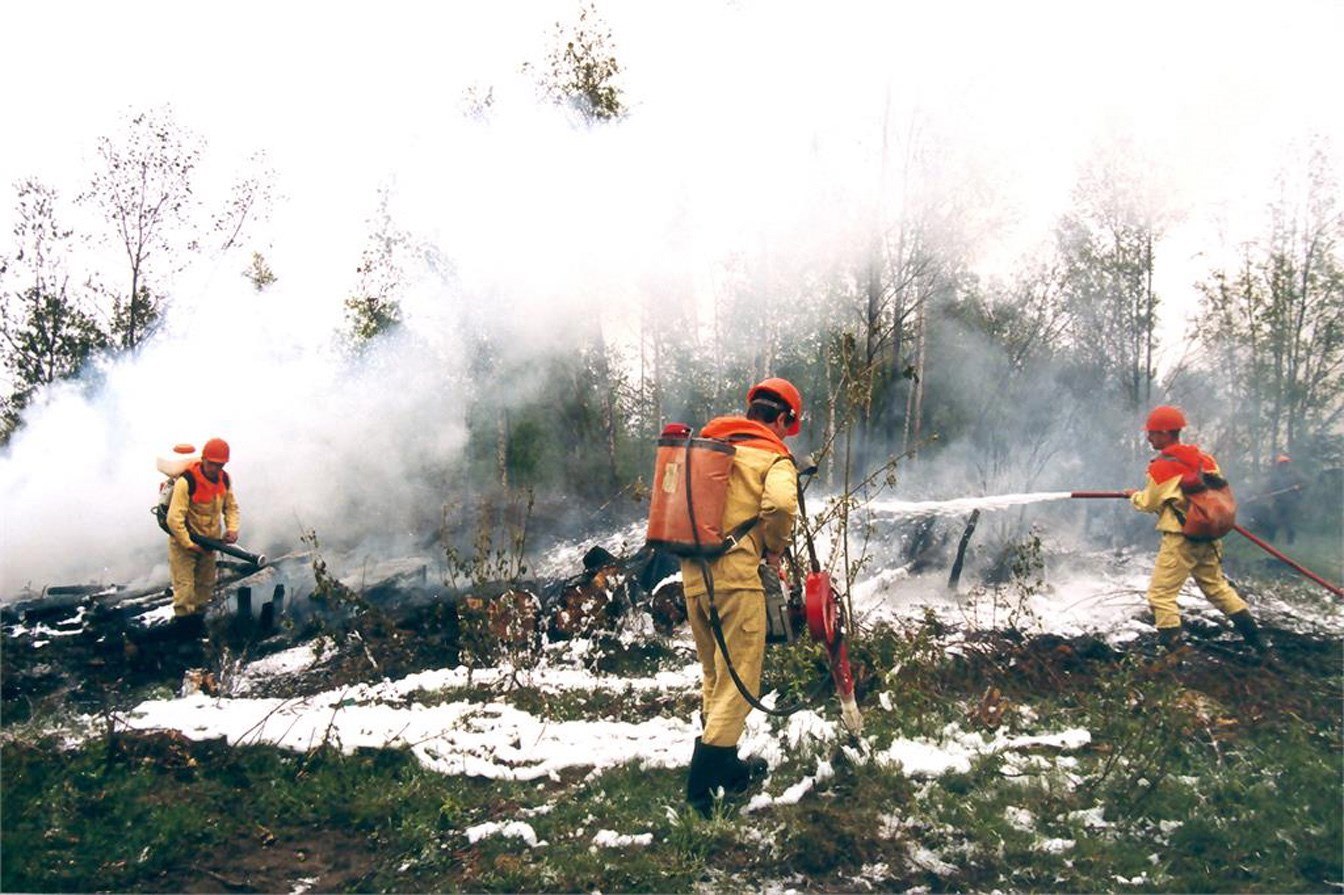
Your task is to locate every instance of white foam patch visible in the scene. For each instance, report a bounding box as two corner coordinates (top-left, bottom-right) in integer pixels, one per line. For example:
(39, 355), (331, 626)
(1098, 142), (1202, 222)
(465, 820), (543, 847)
(590, 829), (653, 849)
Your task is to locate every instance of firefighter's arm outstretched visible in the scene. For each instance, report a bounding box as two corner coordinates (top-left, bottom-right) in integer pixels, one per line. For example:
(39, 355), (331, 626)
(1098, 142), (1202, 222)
(1130, 473), (1180, 514)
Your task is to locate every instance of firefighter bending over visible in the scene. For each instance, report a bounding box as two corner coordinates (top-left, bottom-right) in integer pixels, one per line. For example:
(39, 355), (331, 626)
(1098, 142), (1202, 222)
(1130, 406), (1266, 657)
(166, 437), (241, 632)
(681, 377), (800, 817)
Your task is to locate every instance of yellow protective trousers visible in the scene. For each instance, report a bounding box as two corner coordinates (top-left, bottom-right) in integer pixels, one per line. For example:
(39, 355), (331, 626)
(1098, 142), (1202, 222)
(1146, 532), (1247, 630)
(686, 585), (765, 748)
(168, 540), (217, 617)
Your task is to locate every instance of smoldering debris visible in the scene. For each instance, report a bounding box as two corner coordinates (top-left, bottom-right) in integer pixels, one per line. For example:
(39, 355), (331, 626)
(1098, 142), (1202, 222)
(1, 545), (686, 715)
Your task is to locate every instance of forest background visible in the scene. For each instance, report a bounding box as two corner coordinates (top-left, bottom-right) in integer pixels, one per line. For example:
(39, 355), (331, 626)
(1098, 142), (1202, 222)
(1, 3), (1340, 592)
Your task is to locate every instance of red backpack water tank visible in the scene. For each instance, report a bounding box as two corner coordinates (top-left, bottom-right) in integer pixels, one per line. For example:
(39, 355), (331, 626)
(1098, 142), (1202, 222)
(646, 424), (738, 556)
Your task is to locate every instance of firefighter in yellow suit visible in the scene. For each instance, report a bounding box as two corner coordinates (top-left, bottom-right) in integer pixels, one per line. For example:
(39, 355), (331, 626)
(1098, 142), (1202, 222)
(166, 437), (241, 630)
(681, 378), (800, 816)
(1130, 406), (1264, 656)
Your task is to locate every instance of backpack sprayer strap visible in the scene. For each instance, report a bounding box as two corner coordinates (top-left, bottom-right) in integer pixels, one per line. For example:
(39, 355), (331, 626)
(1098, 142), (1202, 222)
(681, 429), (822, 717)
(698, 555), (827, 717)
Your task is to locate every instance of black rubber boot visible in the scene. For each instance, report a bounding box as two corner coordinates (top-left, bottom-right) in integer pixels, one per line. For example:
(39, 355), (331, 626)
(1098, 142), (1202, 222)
(1228, 609), (1267, 654)
(724, 752), (768, 796)
(169, 614), (208, 665)
(686, 738), (716, 817)
(1147, 625), (1189, 674)
(686, 738), (738, 818)
(1157, 625), (1184, 652)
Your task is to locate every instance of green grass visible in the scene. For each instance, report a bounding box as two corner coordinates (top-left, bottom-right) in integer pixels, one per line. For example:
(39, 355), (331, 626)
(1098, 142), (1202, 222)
(3, 615), (1341, 892)
(1223, 527), (1344, 589)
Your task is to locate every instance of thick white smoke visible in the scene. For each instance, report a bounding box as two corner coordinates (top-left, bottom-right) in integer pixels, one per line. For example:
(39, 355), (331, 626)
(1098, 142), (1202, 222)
(1, 2), (1340, 594)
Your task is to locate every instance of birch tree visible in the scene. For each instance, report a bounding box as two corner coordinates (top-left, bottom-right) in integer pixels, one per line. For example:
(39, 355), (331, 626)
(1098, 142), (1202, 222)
(1196, 143), (1344, 466)
(0, 180), (108, 442)
(82, 107), (203, 351)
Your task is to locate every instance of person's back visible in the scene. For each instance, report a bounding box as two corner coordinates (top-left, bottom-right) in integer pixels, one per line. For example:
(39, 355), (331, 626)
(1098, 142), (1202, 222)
(680, 377), (801, 817)
(679, 416), (796, 598)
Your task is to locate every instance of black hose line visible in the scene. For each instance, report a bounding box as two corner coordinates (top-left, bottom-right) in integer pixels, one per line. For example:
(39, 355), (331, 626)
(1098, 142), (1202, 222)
(684, 435), (828, 718)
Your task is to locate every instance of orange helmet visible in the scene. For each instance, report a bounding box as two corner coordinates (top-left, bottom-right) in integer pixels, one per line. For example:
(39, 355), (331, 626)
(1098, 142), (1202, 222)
(747, 377), (802, 436)
(201, 437), (231, 464)
(1275, 454), (1292, 464)
(1144, 405), (1186, 433)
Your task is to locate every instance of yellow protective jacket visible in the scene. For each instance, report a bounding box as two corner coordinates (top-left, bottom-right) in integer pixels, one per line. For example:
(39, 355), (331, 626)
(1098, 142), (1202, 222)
(680, 416), (798, 598)
(166, 462), (241, 550)
(1130, 442), (1220, 533)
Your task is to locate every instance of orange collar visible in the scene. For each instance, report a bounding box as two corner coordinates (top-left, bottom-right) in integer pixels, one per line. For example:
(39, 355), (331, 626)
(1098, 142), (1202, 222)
(700, 416), (792, 456)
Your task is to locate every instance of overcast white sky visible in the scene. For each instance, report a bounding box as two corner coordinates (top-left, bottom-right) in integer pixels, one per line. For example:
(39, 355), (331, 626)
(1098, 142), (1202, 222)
(3, 1), (1341, 314)
(1, 1), (1342, 592)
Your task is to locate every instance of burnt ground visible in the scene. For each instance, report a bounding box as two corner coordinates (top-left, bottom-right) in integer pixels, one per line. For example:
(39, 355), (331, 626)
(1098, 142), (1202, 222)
(3, 568), (1341, 894)
(0, 548), (686, 718)
(4, 560), (1339, 729)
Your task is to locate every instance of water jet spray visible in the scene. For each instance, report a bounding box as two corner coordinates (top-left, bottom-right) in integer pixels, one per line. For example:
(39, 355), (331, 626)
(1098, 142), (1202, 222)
(1068, 491), (1342, 599)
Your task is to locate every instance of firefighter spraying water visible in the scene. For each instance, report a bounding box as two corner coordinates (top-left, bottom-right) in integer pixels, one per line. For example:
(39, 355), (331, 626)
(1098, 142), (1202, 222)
(1070, 407), (1342, 602)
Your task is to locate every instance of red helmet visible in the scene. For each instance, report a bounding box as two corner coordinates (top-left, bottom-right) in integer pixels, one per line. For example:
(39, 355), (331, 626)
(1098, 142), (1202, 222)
(1144, 405), (1186, 433)
(747, 377), (802, 436)
(201, 437), (231, 464)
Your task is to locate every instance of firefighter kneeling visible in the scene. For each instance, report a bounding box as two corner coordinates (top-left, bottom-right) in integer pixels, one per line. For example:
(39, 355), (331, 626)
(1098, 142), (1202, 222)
(674, 378), (802, 816)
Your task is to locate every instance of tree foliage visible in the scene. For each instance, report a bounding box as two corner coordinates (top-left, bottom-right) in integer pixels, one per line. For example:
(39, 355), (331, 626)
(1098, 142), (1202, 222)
(82, 106), (204, 351)
(0, 180), (108, 443)
(1055, 148), (1164, 417)
(529, 3), (625, 123)
(1193, 143), (1344, 469)
(342, 186), (407, 351)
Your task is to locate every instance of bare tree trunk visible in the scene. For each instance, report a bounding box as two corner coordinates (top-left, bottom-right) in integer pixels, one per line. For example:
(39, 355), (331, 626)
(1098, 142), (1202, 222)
(1144, 231), (1154, 408)
(903, 296), (927, 456)
(496, 409), (509, 490)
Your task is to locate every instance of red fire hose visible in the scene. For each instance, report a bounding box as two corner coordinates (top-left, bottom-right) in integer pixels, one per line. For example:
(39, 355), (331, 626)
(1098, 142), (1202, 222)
(1070, 491), (1343, 599)
(1229, 523), (1343, 598)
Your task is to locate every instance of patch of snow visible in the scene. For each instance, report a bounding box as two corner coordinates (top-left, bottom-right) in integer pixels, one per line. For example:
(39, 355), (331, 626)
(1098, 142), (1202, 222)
(519, 803), (554, 817)
(1067, 805), (1112, 829)
(135, 602), (177, 626)
(744, 758), (833, 812)
(1113, 872), (1150, 885)
(233, 639), (335, 691)
(1004, 806), (1035, 831)
(875, 723), (1091, 779)
(1034, 837), (1076, 854)
(109, 674), (700, 781)
(906, 842), (959, 875)
(464, 820), (543, 847)
(590, 829), (653, 849)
